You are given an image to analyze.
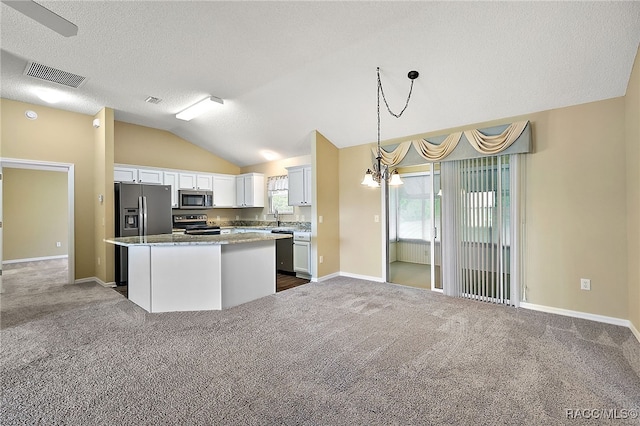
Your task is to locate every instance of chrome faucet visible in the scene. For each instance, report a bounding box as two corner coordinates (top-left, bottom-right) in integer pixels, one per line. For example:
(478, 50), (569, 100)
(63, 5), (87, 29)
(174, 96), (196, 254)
(274, 209), (280, 227)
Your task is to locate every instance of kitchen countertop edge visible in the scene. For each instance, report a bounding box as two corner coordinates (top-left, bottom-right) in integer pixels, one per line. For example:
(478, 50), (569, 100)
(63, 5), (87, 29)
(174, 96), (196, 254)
(105, 232), (292, 247)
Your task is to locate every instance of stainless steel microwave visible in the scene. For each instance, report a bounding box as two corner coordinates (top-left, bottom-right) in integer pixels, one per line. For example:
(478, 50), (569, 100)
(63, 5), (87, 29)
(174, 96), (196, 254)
(178, 190), (213, 209)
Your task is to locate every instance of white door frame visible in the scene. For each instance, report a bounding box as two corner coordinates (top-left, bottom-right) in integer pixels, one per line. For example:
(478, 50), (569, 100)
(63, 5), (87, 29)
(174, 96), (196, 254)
(0, 157), (75, 285)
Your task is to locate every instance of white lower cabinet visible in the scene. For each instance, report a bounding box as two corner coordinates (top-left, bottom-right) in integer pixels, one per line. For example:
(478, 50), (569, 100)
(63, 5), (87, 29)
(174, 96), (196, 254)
(293, 232), (311, 275)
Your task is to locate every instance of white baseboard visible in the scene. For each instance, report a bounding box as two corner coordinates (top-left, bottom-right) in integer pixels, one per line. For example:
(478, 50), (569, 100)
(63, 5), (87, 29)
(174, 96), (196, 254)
(339, 271), (385, 283)
(75, 276), (116, 288)
(313, 272), (340, 283)
(520, 302), (639, 343)
(3, 255), (68, 264)
(630, 321), (640, 343)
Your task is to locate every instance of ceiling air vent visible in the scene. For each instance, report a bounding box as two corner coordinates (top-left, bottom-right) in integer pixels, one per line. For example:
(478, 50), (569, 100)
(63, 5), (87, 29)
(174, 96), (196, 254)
(24, 61), (87, 88)
(145, 96), (162, 104)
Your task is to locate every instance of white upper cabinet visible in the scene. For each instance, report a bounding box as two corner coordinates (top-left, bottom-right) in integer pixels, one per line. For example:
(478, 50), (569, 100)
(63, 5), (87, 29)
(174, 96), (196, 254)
(287, 165), (312, 206)
(137, 168), (164, 184)
(163, 171), (179, 208)
(114, 166), (138, 183)
(196, 174), (213, 191)
(115, 164), (252, 209)
(179, 172), (214, 190)
(178, 173), (197, 189)
(235, 173), (265, 207)
(212, 174), (236, 207)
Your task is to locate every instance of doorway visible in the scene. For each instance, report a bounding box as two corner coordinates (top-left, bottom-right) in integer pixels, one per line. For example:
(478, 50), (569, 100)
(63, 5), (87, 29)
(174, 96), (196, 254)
(0, 158), (75, 293)
(386, 166), (442, 291)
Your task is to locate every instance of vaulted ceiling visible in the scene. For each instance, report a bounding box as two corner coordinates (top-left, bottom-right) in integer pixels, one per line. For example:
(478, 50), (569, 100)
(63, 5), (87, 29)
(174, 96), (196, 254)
(2, 1), (639, 166)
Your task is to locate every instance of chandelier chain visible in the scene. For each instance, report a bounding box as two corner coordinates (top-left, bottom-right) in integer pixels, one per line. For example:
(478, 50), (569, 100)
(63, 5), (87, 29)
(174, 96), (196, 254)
(377, 67), (415, 119)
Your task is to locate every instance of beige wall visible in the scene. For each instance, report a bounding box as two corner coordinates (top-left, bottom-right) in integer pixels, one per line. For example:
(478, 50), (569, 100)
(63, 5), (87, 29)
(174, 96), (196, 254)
(240, 154), (312, 222)
(1, 99), (95, 279)
(313, 131), (340, 278)
(626, 45), (640, 332)
(339, 98), (630, 320)
(93, 108), (115, 283)
(3, 168), (68, 261)
(339, 143), (384, 279)
(114, 121), (240, 174)
(524, 98), (627, 319)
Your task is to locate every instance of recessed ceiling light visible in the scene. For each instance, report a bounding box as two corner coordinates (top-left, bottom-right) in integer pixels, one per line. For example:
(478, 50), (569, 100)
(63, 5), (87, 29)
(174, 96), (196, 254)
(25, 110), (38, 120)
(34, 88), (65, 104)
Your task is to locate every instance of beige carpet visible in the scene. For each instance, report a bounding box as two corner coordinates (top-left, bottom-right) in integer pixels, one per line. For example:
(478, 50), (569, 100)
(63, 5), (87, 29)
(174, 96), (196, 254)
(1, 266), (639, 425)
(2, 258), (69, 295)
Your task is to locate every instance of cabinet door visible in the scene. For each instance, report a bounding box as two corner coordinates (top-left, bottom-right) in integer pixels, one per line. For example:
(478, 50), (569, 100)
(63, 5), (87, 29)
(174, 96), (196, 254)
(235, 176), (247, 207)
(248, 174), (265, 207)
(138, 168), (163, 184)
(287, 167), (305, 206)
(293, 241), (310, 274)
(114, 167), (138, 182)
(178, 173), (197, 189)
(163, 171), (179, 208)
(196, 174), (213, 191)
(213, 175), (236, 207)
(303, 166), (312, 205)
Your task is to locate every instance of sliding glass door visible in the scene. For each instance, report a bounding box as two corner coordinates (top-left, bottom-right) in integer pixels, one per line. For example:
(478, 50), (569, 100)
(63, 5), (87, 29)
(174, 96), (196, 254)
(386, 167), (441, 291)
(440, 155), (520, 305)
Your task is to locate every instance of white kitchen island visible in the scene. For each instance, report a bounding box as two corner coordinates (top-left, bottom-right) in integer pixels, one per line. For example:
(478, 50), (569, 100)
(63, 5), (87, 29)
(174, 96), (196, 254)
(105, 233), (291, 313)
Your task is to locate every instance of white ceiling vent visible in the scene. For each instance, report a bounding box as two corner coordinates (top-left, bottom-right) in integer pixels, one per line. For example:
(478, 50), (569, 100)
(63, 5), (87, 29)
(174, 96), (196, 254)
(24, 61), (87, 88)
(145, 96), (162, 104)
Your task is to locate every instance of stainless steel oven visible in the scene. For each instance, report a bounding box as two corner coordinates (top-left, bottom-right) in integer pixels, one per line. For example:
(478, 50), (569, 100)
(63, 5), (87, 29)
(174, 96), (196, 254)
(178, 190), (213, 209)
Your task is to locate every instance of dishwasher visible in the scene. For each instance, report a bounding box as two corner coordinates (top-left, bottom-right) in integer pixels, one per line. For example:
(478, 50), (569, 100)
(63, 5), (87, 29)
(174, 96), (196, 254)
(271, 229), (294, 274)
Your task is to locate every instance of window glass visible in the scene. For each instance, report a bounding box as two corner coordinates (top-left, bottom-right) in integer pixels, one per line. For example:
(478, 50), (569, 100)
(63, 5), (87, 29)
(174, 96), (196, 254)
(267, 175), (293, 214)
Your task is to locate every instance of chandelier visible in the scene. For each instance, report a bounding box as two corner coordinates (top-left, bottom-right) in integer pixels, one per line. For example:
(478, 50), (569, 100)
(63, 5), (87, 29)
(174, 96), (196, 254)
(361, 67), (419, 188)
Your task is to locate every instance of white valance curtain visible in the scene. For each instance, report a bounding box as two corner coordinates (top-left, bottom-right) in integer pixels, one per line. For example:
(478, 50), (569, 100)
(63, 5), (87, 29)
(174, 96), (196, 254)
(374, 120), (530, 165)
(267, 175), (288, 191)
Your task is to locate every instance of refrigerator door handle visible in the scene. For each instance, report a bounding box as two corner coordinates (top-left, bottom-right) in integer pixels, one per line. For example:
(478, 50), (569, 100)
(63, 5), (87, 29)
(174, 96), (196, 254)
(142, 196), (148, 236)
(138, 196), (144, 236)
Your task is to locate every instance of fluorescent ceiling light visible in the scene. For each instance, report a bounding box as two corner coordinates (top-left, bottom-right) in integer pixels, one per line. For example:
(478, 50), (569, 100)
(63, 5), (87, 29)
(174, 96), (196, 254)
(3, 0), (78, 37)
(176, 96), (223, 121)
(34, 88), (65, 103)
(261, 150), (279, 161)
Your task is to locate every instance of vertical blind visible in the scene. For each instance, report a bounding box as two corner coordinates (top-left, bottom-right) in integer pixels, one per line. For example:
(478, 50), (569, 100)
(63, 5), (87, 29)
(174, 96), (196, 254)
(441, 154), (522, 306)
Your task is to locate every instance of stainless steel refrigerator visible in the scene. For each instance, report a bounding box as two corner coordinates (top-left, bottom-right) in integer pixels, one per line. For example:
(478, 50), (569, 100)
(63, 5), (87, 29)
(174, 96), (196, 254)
(114, 182), (172, 285)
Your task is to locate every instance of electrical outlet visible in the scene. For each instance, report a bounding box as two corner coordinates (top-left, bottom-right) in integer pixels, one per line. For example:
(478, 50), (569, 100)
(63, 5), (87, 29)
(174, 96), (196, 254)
(301, 215), (305, 221)
(56, 241), (61, 247)
(216, 216), (220, 221)
(319, 255), (324, 264)
(319, 215), (323, 224)
(580, 278), (591, 291)
(235, 215), (240, 220)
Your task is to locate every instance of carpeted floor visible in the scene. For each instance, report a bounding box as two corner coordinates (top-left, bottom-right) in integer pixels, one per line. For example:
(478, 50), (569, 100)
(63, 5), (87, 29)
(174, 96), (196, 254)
(1, 269), (639, 425)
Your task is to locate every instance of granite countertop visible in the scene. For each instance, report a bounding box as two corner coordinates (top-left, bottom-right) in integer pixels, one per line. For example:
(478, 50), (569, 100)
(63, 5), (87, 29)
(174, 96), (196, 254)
(105, 232), (292, 247)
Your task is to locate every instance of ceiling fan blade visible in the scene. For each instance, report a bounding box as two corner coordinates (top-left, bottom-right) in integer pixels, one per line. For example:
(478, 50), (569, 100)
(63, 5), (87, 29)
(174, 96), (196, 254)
(3, 0), (78, 37)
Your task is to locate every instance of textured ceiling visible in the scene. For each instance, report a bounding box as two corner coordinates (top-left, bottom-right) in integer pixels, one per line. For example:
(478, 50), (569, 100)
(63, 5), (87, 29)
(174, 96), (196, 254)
(1, 1), (639, 167)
